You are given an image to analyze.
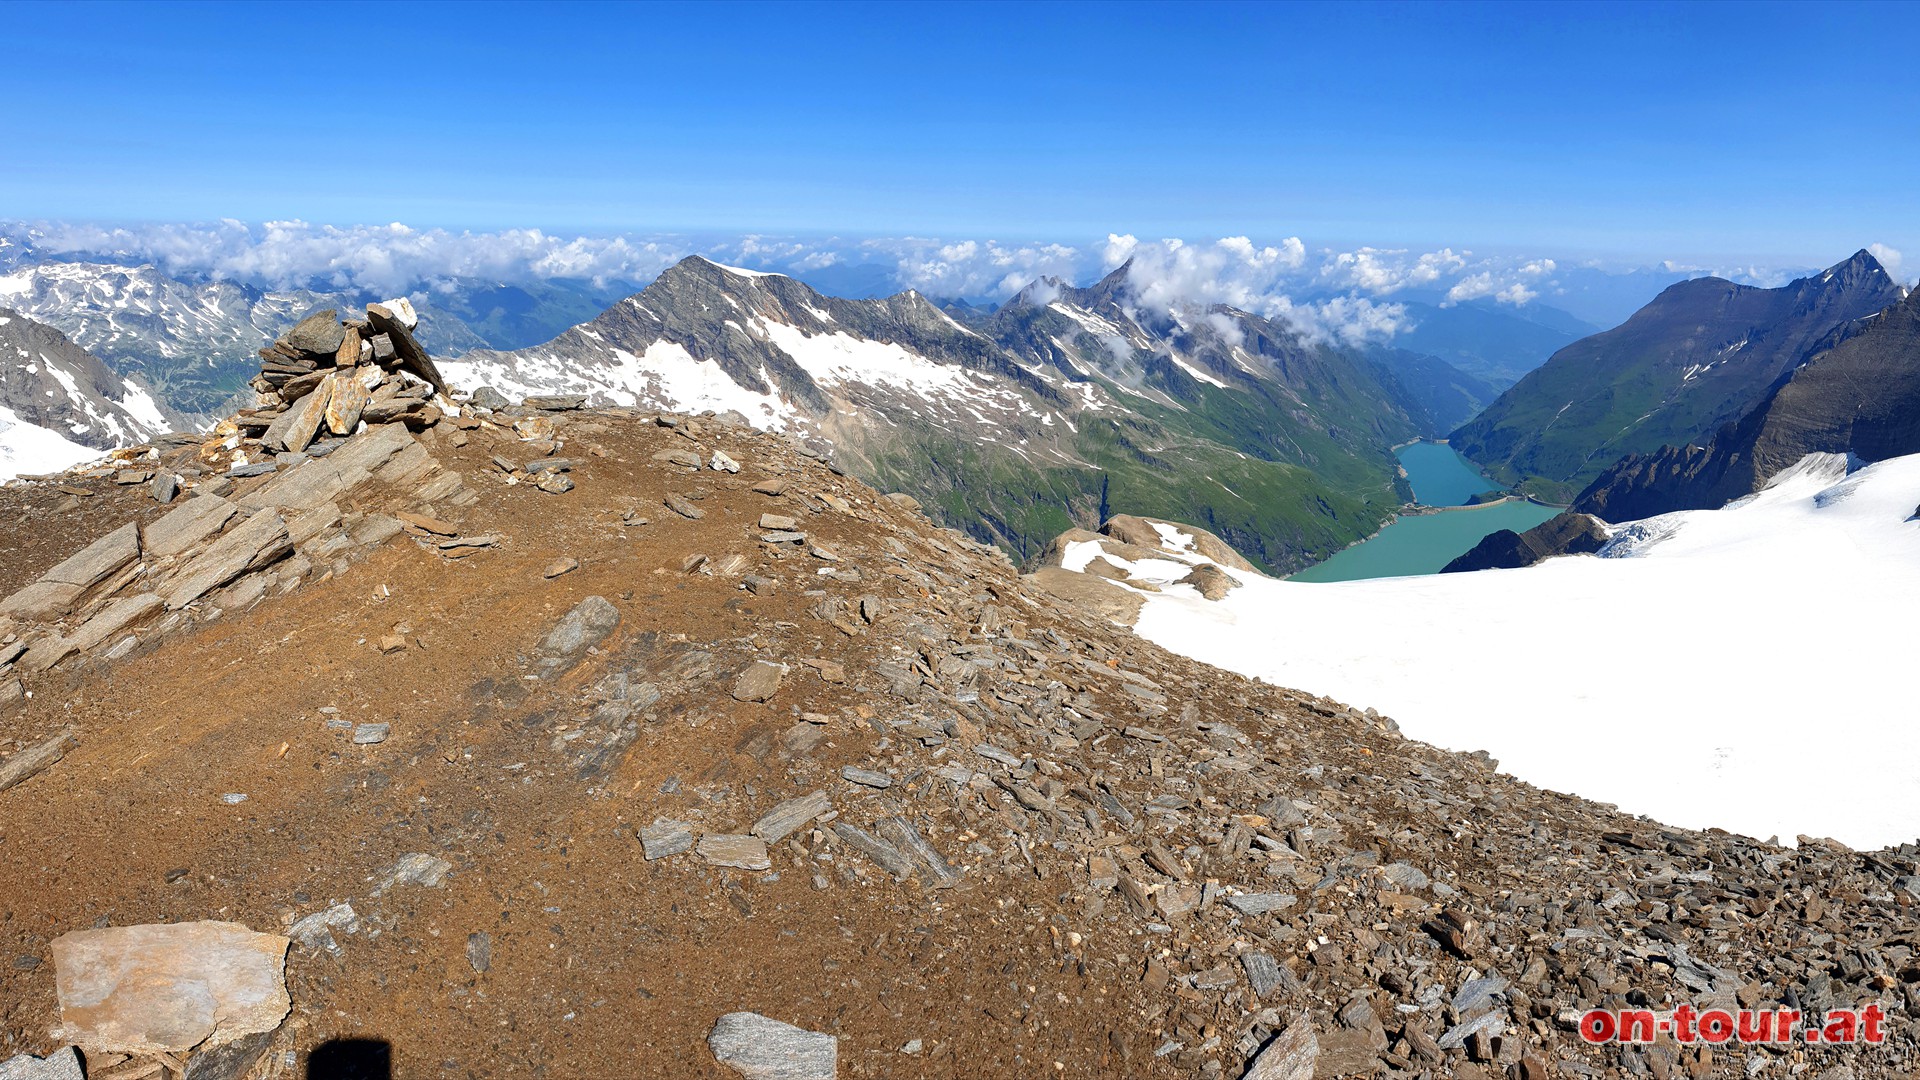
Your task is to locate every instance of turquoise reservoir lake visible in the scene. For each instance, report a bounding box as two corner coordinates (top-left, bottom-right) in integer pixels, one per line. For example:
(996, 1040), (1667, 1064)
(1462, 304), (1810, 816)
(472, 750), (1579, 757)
(1289, 443), (1560, 582)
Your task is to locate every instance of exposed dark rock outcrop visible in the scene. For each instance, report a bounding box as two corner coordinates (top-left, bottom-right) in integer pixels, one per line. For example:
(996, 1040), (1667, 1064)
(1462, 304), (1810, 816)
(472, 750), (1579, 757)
(1440, 511), (1609, 573)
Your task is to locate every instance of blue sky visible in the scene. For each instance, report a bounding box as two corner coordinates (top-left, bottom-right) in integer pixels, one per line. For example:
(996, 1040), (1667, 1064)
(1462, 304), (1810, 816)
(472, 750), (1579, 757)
(4, 0), (1915, 266)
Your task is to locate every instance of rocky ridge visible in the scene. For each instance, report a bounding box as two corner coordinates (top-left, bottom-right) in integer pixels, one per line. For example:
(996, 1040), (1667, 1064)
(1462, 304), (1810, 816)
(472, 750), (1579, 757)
(1451, 250), (1907, 501)
(0, 333), (1913, 1078)
(1574, 288), (1920, 523)
(1439, 514), (1611, 574)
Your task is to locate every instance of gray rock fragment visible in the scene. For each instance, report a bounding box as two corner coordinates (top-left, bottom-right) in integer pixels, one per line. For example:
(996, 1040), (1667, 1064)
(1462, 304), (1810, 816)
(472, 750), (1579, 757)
(0, 727), (76, 793)
(287, 903), (358, 951)
(0, 1046), (83, 1080)
(372, 853), (452, 895)
(876, 815), (963, 888)
(1224, 892), (1297, 916)
(708, 1011), (837, 1080)
(350, 723), (390, 745)
(839, 766), (893, 789)
(1452, 973), (1509, 1016)
(751, 791), (831, 843)
(284, 309), (346, 354)
(466, 932), (492, 974)
(1240, 951), (1283, 999)
(829, 822), (916, 880)
(697, 834), (771, 871)
(640, 819), (696, 861)
(664, 493), (705, 519)
(1380, 861), (1430, 890)
(534, 595), (620, 676)
(1436, 1009), (1505, 1050)
(1244, 1014), (1317, 1080)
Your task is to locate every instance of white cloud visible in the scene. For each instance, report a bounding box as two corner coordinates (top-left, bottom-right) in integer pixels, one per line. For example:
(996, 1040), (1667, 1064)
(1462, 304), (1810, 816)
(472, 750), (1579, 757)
(8, 218), (684, 295)
(1106, 235), (1310, 316)
(1444, 258), (1555, 306)
(1320, 247), (1467, 296)
(880, 237), (1083, 299)
(9, 217), (1744, 347)
(1270, 295), (1409, 347)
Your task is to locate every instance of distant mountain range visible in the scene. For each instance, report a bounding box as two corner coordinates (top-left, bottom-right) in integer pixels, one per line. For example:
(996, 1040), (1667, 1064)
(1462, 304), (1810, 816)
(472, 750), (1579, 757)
(1389, 297), (1599, 386)
(450, 257), (1520, 569)
(1450, 250), (1907, 501)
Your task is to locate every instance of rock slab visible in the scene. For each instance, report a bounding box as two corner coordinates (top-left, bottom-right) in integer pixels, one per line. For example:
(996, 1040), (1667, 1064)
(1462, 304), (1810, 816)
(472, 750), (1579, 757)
(51, 921), (291, 1055)
(708, 1011), (837, 1080)
(731, 661), (787, 702)
(1243, 1014), (1317, 1080)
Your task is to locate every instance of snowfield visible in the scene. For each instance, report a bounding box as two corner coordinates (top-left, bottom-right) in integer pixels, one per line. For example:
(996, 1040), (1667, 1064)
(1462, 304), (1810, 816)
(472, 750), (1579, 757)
(1076, 452), (1920, 850)
(0, 405), (105, 479)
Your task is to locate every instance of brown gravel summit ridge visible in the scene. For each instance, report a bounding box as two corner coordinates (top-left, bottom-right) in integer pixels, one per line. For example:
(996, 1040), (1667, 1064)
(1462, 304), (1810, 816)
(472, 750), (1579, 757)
(0, 341), (1916, 1077)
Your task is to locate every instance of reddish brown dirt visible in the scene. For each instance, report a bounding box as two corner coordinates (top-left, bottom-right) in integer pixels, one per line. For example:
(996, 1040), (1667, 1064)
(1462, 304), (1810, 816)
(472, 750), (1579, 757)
(0, 418), (1179, 1077)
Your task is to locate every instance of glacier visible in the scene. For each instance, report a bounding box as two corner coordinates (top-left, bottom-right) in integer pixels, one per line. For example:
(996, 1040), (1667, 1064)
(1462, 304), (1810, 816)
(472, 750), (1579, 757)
(1070, 452), (1920, 849)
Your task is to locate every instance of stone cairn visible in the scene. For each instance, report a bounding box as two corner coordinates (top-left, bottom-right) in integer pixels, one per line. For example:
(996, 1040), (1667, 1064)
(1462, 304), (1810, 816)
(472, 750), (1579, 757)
(0, 303), (481, 687)
(229, 298), (449, 466)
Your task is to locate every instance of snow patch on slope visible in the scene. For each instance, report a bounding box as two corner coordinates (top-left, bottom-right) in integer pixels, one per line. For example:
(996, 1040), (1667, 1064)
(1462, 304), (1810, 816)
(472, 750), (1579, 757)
(443, 340), (799, 430)
(1110, 452), (1920, 849)
(0, 404), (105, 479)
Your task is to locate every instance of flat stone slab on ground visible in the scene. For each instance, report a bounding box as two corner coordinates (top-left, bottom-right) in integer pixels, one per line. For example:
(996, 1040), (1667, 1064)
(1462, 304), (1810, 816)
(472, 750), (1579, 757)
(640, 819), (695, 861)
(708, 1011), (837, 1080)
(51, 921), (291, 1056)
(750, 791), (831, 843)
(1243, 1014), (1317, 1080)
(731, 660), (787, 702)
(697, 834), (771, 871)
(840, 766), (892, 789)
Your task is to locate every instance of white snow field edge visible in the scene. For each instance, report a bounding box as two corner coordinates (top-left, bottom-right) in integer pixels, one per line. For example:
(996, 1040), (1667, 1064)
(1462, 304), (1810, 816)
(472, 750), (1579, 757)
(1078, 452), (1920, 850)
(0, 405), (107, 480)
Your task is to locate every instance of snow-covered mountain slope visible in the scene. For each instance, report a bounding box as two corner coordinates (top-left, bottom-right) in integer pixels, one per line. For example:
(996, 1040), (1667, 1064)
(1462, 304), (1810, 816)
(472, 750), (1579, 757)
(1044, 451), (1920, 849)
(451, 256), (1063, 439)
(451, 256), (1457, 570)
(0, 308), (174, 479)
